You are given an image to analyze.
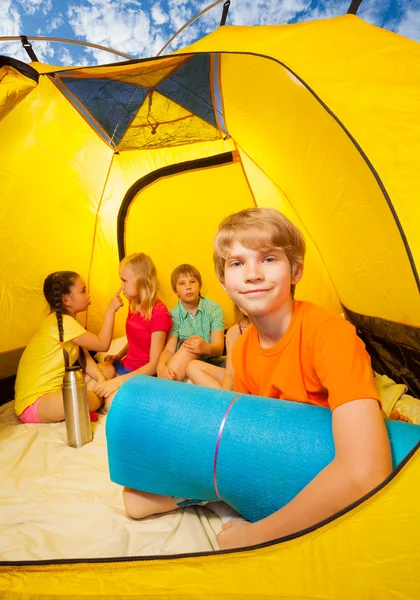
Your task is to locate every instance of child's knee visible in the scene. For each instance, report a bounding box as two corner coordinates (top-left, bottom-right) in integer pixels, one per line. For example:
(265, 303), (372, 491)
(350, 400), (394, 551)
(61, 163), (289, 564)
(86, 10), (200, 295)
(186, 359), (200, 379)
(123, 488), (154, 519)
(99, 362), (116, 380)
(87, 390), (103, 411)
(123, 488), (178, 519)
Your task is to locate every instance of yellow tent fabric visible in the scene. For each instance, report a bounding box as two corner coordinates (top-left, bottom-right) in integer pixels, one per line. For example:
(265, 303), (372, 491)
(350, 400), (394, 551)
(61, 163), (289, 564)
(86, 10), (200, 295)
(0, 14), (419, 597)
(1, 448), (419, 599)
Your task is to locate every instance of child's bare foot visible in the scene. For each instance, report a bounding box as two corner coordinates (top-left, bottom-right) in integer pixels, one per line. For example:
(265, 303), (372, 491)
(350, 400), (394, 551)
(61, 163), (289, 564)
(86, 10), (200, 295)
(389, 409), (412, 424)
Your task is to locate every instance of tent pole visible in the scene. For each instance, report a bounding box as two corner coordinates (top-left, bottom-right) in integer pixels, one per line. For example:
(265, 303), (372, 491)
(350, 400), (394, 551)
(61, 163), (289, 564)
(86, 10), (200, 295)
(156, 0), (228, 57)
(347, 0), (363, 15)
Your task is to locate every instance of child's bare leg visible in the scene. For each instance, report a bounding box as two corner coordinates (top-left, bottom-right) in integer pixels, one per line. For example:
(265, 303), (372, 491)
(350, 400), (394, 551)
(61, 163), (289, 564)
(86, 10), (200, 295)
(98, 362), (116, 380)
(38, 390), (102, 423)
(123, 488), (178, 519)
(167, 346), (200, 381)
(186, 360), (224, 388)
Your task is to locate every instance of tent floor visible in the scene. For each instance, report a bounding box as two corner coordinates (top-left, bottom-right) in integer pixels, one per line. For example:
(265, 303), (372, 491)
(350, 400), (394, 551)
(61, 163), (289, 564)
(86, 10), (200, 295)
(0, 401), (227, 561)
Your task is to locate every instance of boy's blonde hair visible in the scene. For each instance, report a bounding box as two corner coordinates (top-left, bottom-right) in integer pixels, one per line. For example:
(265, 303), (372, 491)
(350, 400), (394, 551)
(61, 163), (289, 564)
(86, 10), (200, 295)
(213, 208), (306, 297)
(170, 264), (202, 292)
(120, 253), (159, 320)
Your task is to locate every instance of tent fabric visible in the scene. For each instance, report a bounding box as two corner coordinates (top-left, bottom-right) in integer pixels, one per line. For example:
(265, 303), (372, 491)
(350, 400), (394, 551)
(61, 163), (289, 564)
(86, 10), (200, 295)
(0, 400), (223, 562)
(1, 443), (420, 598)
(0, 14), (420, 596)
(1, 15), (419, 391)
(54, 53), (224, 149)
(0, 59), (38, 121)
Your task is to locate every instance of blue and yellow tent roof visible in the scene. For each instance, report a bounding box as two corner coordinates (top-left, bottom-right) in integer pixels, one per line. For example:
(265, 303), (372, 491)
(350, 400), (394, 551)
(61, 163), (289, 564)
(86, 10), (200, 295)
(52, 53), (226, 150)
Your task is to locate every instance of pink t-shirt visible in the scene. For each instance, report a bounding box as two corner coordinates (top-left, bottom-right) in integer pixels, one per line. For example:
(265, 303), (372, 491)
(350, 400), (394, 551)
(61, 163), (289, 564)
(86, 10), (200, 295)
(122, 300), (172, 371)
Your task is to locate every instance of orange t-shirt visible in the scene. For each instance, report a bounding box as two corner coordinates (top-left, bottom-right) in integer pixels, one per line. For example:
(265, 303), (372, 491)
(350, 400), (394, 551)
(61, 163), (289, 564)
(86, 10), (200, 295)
(232, 300), (379, 410)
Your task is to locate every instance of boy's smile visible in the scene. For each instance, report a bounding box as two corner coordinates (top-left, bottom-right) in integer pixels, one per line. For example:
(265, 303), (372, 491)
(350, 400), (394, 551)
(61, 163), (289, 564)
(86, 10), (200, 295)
(222, 242), (302, 318)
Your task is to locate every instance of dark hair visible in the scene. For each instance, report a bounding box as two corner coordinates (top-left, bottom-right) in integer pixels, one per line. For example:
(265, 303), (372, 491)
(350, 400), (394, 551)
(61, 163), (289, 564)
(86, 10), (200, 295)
(43, 271), (83, 369)
(170, 264), (202, 292)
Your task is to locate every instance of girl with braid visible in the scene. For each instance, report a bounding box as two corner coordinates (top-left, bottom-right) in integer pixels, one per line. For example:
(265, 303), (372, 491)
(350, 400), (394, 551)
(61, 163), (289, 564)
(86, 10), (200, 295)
(14, 271), (123, 423)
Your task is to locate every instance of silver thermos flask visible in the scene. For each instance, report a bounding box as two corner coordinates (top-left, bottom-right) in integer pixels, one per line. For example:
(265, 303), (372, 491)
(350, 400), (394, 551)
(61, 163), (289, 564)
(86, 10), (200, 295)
(62, 366), (93, 448)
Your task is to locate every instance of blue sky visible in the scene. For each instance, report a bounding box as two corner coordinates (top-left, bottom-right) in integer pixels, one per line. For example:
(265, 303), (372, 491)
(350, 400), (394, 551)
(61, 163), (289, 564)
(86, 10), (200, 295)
(1, 0), (420, 66)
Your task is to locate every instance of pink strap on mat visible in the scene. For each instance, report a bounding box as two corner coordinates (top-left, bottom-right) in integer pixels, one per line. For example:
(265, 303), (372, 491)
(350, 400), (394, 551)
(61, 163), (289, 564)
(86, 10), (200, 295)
(213, 394), (243, 499)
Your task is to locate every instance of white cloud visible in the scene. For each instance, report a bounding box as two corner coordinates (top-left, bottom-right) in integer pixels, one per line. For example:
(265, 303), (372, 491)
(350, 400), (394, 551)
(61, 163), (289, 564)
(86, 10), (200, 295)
(27, 40), (56, 62)
(16, 0), (52, 16)
(0, 0), (22, 36)
(151, 3), (168, 26)
(300, 0), (348, 23)
(0, 0), (55, 63)
(167, 0), (193, 34)
(228, 0), (311, 26)
(56, 46), (74, 64)
(395, 3), (420, 43)
(46, 13), (64, 33)
(0, 0), (56, 65)
(0, 0), (27, 61)
(81, 45), (123, 64)
(67, 0), (154, 62)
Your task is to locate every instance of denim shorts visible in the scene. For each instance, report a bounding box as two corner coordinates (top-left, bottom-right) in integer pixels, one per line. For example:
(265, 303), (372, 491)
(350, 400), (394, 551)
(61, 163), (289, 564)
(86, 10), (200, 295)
(114, 359), (134, 376)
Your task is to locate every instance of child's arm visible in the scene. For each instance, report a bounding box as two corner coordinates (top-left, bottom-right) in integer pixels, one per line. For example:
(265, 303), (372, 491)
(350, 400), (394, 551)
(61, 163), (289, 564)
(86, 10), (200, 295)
(218, 397), (392, 550)
(95, 331), (168, 398)
(73, 289), (123, 352)
(83, 348), (106, 383)
(104, 343), (129, 364)
(222, 325), (241, 390)
(183, 331), (224, 357)
(184, 303), (225, 357)
(157, 336), (179, 379)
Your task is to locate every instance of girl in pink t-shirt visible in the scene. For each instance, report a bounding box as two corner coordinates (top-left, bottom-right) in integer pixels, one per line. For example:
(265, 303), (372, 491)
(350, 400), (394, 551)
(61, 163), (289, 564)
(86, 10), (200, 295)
(96, 253), (172, 410)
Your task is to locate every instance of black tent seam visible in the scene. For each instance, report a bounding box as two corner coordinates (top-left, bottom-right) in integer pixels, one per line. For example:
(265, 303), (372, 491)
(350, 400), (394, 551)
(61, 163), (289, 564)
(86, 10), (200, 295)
(117, 151), (234, 260)
(1, 440), (418, 566)
(0, 55), (39, 82)
(45, 50), (419, 294)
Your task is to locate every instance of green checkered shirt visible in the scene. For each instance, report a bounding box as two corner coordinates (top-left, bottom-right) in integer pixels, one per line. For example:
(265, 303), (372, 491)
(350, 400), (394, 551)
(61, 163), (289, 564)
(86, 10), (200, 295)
(170, 297), (224, 345)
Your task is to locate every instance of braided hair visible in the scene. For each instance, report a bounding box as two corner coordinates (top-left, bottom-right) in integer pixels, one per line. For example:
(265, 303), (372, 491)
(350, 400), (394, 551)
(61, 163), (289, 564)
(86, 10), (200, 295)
(43, 271), (86, 370)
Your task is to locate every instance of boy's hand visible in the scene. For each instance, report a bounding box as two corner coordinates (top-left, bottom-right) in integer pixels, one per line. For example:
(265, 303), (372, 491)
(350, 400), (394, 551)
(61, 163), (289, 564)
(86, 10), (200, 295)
(161, 366), (177, 380)
(104, 354), (119, 364)
(183, 336), (208, 355)
(108, 287), (124, 312)
(217, 520), (259, 550)
(94, 377), (123, 399)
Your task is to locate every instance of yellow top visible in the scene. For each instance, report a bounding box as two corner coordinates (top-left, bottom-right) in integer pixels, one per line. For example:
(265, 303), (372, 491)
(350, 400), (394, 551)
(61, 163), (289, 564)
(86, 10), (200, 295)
(14, 313), (86, 415)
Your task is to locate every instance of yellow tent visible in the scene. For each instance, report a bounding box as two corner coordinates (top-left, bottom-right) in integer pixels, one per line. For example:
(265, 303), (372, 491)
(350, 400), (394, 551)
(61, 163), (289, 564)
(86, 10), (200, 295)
(0, 14), (419, 598)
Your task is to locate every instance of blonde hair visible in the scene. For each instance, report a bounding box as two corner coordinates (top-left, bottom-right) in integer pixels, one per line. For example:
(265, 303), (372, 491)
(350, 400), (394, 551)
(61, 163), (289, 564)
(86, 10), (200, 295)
(213, 208), (306, 297)
(120, 253), (159, 320)
(170, 264), (202, 292)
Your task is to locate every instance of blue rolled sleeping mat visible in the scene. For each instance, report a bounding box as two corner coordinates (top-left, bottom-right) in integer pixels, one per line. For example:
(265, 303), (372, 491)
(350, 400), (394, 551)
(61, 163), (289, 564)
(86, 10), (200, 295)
(106, 377), (420, 522)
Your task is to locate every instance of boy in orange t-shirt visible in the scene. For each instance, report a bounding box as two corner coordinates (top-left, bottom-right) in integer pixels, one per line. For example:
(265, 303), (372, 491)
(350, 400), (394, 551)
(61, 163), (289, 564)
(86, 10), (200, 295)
(213, 207), (392, 550)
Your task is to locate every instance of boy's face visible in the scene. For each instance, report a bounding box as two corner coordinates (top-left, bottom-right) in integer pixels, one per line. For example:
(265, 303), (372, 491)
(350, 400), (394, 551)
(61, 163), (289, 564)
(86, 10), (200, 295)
(221, 242), (302, 318)
(175, 274), (201, 306)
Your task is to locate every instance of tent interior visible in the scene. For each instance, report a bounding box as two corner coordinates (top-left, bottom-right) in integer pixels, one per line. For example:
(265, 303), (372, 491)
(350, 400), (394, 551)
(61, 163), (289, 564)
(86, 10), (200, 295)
(0, 12), (420, 598)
